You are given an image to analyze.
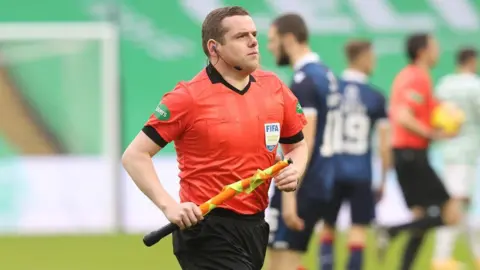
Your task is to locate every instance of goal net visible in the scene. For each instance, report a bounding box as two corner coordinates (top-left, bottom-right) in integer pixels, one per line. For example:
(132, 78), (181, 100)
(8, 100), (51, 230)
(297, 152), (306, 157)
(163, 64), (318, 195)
(0, 23), (119, 234)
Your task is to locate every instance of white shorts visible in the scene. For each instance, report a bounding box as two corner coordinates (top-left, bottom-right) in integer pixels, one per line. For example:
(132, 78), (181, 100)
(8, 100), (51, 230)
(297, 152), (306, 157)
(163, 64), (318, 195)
(443, 164), (476, 198)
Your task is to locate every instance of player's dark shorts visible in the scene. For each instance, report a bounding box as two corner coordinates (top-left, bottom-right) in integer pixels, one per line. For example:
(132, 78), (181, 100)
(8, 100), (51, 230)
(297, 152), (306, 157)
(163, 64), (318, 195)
(173, 208), (269, 270)
(393, 148), (450, 209)
(324, 179), (376, 227)
(267, 188), (328, 252)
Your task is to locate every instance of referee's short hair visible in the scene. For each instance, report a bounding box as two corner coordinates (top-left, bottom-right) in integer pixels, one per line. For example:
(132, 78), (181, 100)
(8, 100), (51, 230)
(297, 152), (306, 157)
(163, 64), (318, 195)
(456, 47), (477, 65)
(345, 39), (372, 62)
(202, 6), (250, 57)
(406, 33), (430, 62)
(272, 13), (308, 43)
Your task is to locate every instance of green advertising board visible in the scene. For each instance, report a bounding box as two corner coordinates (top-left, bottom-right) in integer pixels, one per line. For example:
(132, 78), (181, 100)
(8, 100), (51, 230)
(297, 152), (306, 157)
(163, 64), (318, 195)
(0, 0), (479, 155)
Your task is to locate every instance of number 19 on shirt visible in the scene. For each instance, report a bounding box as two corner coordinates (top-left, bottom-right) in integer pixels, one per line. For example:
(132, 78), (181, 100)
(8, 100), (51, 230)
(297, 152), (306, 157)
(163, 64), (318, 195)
(321, 111), (371, 157)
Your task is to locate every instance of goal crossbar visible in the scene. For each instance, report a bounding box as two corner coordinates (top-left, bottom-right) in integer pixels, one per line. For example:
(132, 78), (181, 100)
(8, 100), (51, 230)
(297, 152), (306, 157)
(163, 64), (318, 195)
(0, 22), (117, 40)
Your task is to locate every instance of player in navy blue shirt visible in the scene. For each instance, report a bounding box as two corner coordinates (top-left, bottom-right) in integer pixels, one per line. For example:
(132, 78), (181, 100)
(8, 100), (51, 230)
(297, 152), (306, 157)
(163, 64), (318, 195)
(319, 40), (391, 270)
(266, 13), (340, 270)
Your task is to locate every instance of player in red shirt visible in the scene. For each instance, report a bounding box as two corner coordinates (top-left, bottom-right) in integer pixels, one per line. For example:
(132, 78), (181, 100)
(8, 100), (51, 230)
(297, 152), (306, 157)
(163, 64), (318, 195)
(377, 33), (462, 270)
(121, 6), (309, 270)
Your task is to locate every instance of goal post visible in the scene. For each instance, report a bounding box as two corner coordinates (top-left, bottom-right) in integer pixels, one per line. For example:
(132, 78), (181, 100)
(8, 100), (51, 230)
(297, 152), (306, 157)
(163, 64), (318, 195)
(0, 22), (121, 234)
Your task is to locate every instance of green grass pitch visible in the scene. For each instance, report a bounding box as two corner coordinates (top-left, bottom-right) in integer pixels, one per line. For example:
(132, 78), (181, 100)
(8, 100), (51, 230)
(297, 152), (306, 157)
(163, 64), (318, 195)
(0, 231), (474, 269)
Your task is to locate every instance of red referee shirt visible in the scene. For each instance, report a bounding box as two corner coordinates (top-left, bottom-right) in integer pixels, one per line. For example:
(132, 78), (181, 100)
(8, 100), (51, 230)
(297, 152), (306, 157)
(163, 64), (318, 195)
(389, 64), (438, 149)
(143, 64), (307, 215)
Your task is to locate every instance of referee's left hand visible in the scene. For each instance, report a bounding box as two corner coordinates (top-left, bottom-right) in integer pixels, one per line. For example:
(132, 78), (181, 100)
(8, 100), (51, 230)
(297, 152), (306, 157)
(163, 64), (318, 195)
(274, 166), (300, 192)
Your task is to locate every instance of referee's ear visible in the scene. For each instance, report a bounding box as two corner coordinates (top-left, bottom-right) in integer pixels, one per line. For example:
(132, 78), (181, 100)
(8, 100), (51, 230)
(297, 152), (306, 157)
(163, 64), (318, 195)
(207, 39), (218, 57)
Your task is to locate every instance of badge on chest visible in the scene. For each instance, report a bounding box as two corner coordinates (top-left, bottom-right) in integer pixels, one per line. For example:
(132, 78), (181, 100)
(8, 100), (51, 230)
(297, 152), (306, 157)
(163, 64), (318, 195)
(264, 123), (280, 152)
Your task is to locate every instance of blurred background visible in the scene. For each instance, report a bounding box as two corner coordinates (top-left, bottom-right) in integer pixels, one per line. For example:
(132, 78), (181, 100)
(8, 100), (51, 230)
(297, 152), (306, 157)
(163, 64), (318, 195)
(1, 0), (480, 269)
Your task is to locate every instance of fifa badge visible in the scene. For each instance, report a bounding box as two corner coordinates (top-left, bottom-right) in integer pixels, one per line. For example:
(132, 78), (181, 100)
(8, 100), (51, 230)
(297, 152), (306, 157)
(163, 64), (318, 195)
(264, 123), (280, 152)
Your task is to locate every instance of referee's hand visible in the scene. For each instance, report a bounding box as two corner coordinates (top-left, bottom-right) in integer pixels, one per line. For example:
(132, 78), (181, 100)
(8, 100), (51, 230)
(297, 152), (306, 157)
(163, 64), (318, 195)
(163, 202), (204, 230)
(430, 129), (459, 140)
(274, 165), (300, 192)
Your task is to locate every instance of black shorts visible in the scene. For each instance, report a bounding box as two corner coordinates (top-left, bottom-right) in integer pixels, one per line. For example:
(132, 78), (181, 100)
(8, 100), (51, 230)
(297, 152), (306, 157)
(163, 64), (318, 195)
(324, 180), (375, 227)
(393, 148), (450, 209)
(173, 208), (269, 270)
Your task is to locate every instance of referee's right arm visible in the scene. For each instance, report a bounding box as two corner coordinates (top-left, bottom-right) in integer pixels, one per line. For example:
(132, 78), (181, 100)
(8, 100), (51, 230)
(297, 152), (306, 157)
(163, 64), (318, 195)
(122, 84), (203, 229)
(122, 131), (174, 210)
(395, 81), (433, 139)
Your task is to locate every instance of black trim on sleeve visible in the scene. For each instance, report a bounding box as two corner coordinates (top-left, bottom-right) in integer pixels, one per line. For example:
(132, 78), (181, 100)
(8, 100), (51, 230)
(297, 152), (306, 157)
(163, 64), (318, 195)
(142, 125), (168, 148)
(279, 131), (304, 144)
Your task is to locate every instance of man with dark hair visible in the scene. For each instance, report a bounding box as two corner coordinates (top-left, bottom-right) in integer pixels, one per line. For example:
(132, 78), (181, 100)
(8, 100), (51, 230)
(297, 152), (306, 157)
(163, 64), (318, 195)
(122, 6), (309, 270)
(405, 33), (431, 63)
(378, 33), (463, 270)
(456, 47), (477, 66)
(431, 46), (480, 269)
(266, 13), (338, 270)
(269, 13), (309, 66)
(319, 39), (391, 270)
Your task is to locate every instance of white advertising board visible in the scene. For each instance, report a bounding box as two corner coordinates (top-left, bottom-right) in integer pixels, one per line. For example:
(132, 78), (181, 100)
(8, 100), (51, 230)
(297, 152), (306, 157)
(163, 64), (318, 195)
(0, 157), (115, 234)
(2, 153), (480, 235)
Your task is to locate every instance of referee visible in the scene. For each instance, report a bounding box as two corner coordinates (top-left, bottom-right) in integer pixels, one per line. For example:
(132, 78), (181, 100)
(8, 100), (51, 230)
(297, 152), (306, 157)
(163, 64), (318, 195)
(378, 33), (462, 270)
(122, 6), (309, 270)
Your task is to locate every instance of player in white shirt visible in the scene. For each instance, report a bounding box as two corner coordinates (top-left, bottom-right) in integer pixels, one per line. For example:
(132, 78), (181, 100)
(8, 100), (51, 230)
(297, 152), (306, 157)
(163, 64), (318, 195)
(432, 48), (480, 270)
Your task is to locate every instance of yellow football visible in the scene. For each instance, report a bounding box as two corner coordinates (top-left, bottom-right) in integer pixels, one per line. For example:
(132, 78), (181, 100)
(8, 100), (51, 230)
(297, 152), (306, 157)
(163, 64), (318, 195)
(431, 102), (465, 134)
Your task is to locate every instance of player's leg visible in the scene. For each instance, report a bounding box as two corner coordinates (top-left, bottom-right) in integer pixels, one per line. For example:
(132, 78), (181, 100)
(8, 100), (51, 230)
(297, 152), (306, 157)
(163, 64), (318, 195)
(267, 210), (304, 270)
(400, 207), (428, 270)
(389, 149), (462, 270)
(266, 190), (297, 270)
(346, 181), (376, 270)
(465, 169), (480, 270)
(173, 209), (269, 270)
(319, 181), (344, 270)
(400, 191), (461, 269)
(267, 193), (323, 270)
(425, 162), (463, 237)
(385, 202), (461, 237)
(267, 217), (322, 270)
(432, 164), (473, 269)
(268, 248), (303, 270)
(384, 150), (461, 236)
(376, 149), (430, 268)
(467, 214), (480, 269)
(394, 182), (451, 270)
(319, 224), (336, 270)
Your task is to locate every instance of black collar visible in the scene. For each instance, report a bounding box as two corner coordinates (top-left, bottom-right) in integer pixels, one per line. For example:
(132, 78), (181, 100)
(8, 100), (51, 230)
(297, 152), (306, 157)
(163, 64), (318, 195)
(206, 63), (256, 95)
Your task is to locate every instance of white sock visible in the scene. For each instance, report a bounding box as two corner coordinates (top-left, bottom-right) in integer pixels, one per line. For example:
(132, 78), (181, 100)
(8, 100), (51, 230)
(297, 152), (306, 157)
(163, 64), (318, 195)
(467, 223), (480, 259)
(433, 225), (460, 260)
